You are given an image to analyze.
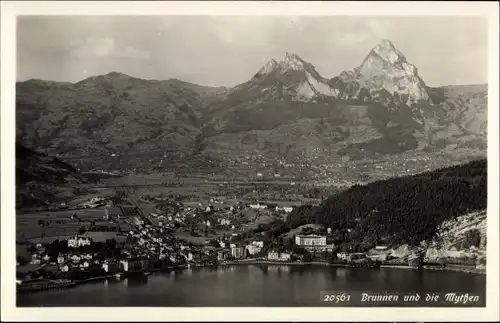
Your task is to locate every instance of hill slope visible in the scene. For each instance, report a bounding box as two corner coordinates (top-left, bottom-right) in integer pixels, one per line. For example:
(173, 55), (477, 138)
(16, 143), (90, 208)
(286, 159), (487, 246)
(16, 73), (224, 170)
(16, 142), (84, 185)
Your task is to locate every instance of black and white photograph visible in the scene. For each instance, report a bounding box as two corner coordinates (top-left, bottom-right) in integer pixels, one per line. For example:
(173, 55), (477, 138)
(1, 1), (499, 322)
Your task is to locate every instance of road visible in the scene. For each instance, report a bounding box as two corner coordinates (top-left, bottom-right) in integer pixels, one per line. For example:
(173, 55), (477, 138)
(122, 187), (155, 226)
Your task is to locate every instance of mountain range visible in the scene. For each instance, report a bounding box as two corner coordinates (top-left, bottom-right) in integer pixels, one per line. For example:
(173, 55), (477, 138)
(16, 39), (487, 175)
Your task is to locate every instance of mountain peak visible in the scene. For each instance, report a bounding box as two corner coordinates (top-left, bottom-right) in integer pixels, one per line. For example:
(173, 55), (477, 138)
(378, 39), (396, 50)
(282, 52), (301, 60)
(368, 39), (406, 65)
(353, 40), (428, 103)
(256, 59), (279, 76)
(104, 71), (132, 79)
(278, 52), (306, 71)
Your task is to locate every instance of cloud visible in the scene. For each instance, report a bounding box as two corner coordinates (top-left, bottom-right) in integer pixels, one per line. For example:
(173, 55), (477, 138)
(16, 16), (488, 86)
(71, 37), (151, 60)
(364, 19), (394, 39)
(336, 32), (371, 47)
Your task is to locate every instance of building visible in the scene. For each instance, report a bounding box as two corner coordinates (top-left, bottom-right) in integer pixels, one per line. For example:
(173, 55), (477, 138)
(295, 234), (327, 251)
(337, 252), (349, 261)
(30, 254), (41, 265)
(57, 254), (66, 264)
(217, 251), (228, 261)
(120, 257), (148, 272)
(267, 251), (279, 261)
(246, 241), (264, 255)
(102, 261), (120, 273)
(275, 206), (294, 213)
(133, 217), (144, 226)
(231, 246), (247, 259)
(70, 254), (81, 263)
(249, 203), (267, 210)
(279, 252), (291, 261)
(67, 235), (91, 248)
(220, 219), (231, 226)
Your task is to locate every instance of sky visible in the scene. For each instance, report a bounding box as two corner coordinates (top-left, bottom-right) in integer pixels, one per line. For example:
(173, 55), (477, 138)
(17, 16), (489, 87)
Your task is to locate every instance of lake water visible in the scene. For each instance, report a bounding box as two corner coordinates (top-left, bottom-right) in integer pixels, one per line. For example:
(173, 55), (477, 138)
(17, 264), (486, 307)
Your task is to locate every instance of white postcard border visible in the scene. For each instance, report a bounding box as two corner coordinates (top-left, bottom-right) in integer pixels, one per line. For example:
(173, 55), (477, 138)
(1, 1), (499, 321)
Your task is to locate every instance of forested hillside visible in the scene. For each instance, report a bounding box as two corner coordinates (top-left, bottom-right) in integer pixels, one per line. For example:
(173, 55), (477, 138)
(286, 159), (487, 246)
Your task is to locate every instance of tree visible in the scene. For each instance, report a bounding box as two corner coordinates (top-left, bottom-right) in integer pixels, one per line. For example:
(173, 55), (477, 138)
(302, 254), (312, 262)
(463, 229), (481, 249)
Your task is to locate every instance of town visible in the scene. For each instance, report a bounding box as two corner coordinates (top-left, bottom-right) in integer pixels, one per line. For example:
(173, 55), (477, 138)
(16, 185), (434, 293)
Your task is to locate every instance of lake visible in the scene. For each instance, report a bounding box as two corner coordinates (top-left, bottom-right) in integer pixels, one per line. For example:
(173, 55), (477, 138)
(17, 264), (486, 307)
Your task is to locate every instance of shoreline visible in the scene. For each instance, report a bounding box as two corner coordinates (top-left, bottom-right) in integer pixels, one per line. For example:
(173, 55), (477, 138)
(423, 264), (485, 275)
(219, 260), (485, 274)
(17, 260), (485, 294)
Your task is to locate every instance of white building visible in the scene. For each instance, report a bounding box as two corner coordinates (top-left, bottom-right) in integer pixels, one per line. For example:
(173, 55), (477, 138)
(67, 235), (91, 248)
(275, 206), (294, 213)
(133, 217), (144, 226)
(231, 246), (246, 259)
(295, 234), (328, 251)
(279, 252), (291, 261)
(246, 245), (260, 255)
(337, 252), (349, 261)
(250, 203), (267, 210)
(57, 254), (66, 264)
(30, 254), (41, 265)
(70, 254), (81, 263)
(267, 251), (279, 260)
(246, 240), (264, 255)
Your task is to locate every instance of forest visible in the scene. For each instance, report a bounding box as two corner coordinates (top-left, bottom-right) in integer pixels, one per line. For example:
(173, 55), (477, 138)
(286, 159), (487, 246)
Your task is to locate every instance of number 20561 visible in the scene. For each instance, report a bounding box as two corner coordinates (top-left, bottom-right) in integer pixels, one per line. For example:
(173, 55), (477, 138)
(323, 293), (351, 303)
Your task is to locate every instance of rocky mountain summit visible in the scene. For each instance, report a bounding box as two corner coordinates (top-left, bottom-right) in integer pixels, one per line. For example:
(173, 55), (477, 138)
(227, 40), (431, 105)
(331, 39), (430, 104)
